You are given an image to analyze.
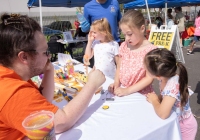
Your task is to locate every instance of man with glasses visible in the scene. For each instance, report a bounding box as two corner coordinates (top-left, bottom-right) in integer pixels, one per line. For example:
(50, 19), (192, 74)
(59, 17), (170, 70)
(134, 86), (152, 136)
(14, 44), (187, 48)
(0, 13), (105, 139)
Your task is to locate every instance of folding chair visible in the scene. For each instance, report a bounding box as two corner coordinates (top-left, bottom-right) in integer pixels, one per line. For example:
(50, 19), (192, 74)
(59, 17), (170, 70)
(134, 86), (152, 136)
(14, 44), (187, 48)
(48, 35), (65, 62)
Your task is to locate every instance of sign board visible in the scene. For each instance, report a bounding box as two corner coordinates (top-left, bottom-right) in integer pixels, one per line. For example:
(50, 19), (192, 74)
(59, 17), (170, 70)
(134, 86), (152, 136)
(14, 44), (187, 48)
(63, 31), (73, 42)
(148, 25), (185, 63)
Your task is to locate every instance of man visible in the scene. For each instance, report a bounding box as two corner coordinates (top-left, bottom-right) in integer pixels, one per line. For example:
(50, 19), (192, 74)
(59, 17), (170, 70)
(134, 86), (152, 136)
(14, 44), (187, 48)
(0, 13), (105, 139)
(81, 0), (122, 42)
(175, 7), (185, 47)
(158, 8), (165, 22)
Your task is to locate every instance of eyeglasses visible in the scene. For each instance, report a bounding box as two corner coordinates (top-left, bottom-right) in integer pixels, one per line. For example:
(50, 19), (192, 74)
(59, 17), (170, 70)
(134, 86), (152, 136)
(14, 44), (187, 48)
(23, 48), (50, 57)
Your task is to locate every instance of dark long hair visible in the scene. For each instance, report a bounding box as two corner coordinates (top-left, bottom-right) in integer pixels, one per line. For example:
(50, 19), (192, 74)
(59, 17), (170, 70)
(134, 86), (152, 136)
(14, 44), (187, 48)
(144, 48), (189, 107)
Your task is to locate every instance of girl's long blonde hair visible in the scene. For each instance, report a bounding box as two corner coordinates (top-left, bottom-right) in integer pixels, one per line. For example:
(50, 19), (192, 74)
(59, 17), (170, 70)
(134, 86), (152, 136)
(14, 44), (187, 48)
(91, 18), (113, 42)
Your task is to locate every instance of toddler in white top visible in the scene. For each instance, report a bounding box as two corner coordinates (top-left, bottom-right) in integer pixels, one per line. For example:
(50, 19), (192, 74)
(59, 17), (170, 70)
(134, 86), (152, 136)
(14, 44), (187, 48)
(84, 18), (119, 79)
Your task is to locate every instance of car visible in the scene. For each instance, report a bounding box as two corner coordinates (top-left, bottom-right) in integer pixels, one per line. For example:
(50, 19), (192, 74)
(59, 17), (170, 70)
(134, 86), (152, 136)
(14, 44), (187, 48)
(42, 26), (63, 36)
(44, 21), (72, 31)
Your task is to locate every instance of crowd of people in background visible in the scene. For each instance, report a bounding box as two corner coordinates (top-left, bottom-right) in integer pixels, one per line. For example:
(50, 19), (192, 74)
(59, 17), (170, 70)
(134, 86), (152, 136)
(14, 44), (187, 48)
(152, 7), (200, 56)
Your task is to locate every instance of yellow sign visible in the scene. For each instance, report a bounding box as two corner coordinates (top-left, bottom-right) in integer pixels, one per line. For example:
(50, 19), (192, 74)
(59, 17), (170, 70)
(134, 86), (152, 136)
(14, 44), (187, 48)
(149, 32), (174, 50)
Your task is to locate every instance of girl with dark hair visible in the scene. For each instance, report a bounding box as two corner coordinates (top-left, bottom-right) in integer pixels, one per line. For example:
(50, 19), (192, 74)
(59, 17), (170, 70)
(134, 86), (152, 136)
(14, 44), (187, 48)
(144, 48), (197, 140)
(187, 10), (200, 55)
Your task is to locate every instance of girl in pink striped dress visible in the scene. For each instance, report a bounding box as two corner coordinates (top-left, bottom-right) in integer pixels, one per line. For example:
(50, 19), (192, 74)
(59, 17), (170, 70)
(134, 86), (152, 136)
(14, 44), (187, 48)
(108, 9), (157, 96)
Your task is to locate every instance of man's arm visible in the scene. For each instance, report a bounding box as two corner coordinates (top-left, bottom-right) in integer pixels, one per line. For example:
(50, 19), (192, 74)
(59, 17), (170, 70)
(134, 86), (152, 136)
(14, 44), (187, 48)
(116, 2), (122, 22)
(53, 69), (106, 133)
(83, 5), (91, 24)
(80, 5), (91, 33)
(39, 60), (55, 102)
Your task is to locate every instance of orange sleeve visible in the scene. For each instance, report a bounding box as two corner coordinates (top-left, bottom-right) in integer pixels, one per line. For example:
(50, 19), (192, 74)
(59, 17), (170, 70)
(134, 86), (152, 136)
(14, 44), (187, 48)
(1, 86), (58, 135)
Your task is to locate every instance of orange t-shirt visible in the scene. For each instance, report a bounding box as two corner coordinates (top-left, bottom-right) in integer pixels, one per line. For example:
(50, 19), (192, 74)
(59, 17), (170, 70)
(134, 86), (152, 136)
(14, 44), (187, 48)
(0, 65), (58, 140)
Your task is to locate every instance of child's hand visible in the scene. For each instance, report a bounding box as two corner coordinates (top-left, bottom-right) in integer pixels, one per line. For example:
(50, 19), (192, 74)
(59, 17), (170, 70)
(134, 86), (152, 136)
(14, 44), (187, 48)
(83, 55), (90, 66)
(108, 82), (120, 93)
(114, 87), (128, 97)
(88, 31), (95, 43)
(146, 92), (159, 104)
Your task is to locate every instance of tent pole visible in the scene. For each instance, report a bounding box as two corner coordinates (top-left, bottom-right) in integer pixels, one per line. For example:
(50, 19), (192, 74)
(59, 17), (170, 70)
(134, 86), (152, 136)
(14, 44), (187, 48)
(145, 0), (151, 25)
(39, 0), (43, 30)
(165, 2), (167, 25)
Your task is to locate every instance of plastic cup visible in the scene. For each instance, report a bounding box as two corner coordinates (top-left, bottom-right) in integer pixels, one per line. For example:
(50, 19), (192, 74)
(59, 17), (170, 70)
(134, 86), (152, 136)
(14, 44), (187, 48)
(22, 110), (55, 140)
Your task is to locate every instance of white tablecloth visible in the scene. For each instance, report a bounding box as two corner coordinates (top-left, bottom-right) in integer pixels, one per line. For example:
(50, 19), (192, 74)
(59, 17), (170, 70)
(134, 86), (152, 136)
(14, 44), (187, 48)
(53, 64), (181, 140)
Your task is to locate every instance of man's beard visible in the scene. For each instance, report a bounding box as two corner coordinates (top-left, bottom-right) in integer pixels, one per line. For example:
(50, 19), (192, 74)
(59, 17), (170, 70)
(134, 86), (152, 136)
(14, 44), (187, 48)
(29, 61), (44, 78)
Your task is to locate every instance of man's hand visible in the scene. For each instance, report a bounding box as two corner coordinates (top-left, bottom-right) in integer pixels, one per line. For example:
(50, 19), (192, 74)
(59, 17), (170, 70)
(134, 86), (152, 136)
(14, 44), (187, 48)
(87, 68), (106, 89)
(80, 20), (90, 32)
(43, 59), (54, 73)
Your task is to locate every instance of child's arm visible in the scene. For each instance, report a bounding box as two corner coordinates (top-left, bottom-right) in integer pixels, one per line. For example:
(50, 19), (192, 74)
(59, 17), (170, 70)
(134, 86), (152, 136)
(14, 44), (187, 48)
(114, 55), (119, 66)
(84, 31), (94, 59)
(85, 41), (94, 59)
(146, 92), (176, 119)
(108, 56), (121, 93)
(114, 70), (153, 96)
(114, 55), (120, 85)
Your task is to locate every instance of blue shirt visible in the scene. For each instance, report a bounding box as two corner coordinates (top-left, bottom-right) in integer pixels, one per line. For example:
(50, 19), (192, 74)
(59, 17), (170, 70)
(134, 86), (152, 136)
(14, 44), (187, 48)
(84, 0), (122, 42)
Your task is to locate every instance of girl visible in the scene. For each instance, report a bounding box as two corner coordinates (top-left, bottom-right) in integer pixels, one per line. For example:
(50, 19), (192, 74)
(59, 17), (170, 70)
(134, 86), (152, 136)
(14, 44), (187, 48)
(84, 18), (119, 79)
(108, 9), (157, 96)
(145, 48), (197, 140)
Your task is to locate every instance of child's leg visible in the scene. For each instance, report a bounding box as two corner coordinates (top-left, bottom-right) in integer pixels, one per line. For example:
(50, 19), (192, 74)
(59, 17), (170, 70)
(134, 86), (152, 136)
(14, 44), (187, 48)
(189, 36), (198, 51)
(179, 114), (197, 140)
(180, 32), (183, 47)
(188, 40), (195, 52)
(187, 36), (198, 55)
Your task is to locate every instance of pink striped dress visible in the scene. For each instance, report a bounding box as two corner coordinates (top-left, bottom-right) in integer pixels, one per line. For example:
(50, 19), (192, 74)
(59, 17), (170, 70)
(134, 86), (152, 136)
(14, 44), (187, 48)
(119, 42), (157, 94)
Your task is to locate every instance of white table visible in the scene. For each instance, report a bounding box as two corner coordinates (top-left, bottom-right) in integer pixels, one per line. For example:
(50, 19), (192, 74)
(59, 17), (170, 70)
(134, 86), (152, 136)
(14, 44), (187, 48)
(53, 64), (181, 140)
